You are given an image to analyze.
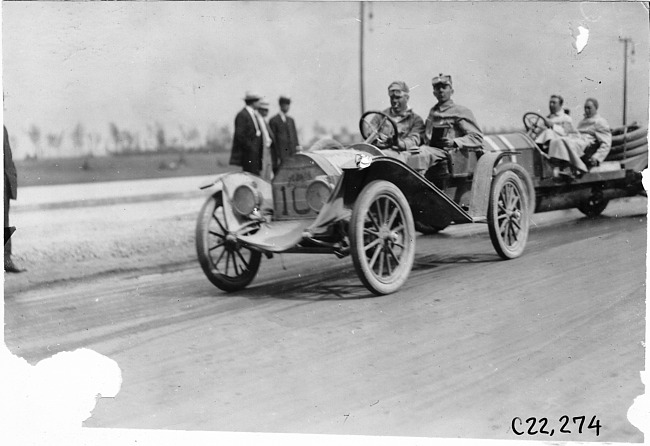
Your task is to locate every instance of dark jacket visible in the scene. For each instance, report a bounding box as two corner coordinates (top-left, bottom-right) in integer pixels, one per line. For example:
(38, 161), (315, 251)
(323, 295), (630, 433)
(230, 108), (263, 175)
(269, 113), (299, 168)
(4, 126), (17, 200)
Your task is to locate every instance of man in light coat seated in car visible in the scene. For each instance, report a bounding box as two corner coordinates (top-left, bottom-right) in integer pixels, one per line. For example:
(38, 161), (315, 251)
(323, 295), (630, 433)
(543, 98), (612, 176)
(545, 94), (575, 135)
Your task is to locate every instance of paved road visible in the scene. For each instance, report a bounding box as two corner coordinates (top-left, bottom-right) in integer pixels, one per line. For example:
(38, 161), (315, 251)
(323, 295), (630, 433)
(4, 197), (646, 442)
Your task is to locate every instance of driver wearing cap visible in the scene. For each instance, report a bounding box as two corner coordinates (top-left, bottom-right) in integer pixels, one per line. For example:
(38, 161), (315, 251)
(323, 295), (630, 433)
(418, 74), (483, 188)
(379, 81), (425, 155)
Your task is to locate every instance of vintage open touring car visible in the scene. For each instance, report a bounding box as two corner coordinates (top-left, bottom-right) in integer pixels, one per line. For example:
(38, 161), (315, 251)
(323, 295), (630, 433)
(195, 110), (647, 295)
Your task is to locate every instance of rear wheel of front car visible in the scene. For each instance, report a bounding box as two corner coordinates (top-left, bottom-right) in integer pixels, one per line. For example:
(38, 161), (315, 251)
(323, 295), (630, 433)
(576, 191), (609, 218)
(350, 180), (415, 295)
(196, 192), (262, 292)
(487, 170), (529, 259)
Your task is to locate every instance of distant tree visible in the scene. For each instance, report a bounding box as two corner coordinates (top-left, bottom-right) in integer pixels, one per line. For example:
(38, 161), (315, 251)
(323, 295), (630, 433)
(71, 122), (86, 155)
(109, 122), (121, 152)
(120, 129), (136, 152)
(216, 124), (232, 151)
(179, 125), (201, 150)
(28, 124), (42, 158)
(205, 123), (232, 153)
(155, 122), (167, 151)
(86, 132), (102, 156)
(46, 131), (64, 152)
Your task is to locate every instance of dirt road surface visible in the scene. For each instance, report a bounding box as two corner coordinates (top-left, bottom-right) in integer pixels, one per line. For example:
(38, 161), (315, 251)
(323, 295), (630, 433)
(3, 194), (646, 442)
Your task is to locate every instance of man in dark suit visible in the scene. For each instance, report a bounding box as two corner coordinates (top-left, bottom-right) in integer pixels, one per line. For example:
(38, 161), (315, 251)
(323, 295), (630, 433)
(229, 92), (264, 175)
(4, 125), (24, 273)
(269, 96), (299, 172)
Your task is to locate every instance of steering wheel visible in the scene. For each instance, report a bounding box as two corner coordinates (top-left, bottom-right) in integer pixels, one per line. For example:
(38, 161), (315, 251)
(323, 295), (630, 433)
(523, 112), (549, 139)
(359, 111), (399, 150)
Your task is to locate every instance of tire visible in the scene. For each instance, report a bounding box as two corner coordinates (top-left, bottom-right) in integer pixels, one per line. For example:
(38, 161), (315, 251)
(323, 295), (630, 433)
(606, 144), (648, 161)
(576, 191), (609, 218)
(350, 180), (416, 295)
(414, 221), (448, 235)
(487, 170), (530, 259)
(609, 135), (647, 154)
(495, 162), (536, 214)
(195, 193), (262, 292)
(611, 127), (647, 145)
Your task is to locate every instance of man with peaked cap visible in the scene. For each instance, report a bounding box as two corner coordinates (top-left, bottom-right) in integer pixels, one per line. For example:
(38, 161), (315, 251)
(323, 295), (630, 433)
(230, 91), (264, 175)
(256, 100), (275, 181)
(378, 81), (425, 157)
(418, 73), (483, 188)
(269, 96), (299, 171)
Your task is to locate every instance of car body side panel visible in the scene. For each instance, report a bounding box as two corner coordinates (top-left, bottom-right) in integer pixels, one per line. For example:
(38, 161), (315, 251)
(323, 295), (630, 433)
(339, 158), (473, 227)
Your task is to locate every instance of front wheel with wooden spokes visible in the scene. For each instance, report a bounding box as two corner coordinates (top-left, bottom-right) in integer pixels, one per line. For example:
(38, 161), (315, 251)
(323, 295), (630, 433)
(195, 192), (262, 292)
(350, 180), (415, 295)
(487, 170), (530, 259)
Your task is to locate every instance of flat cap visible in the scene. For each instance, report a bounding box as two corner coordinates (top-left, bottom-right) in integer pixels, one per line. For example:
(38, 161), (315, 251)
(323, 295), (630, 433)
(432, 73), (452, 86)
(388, 81), (410, 94)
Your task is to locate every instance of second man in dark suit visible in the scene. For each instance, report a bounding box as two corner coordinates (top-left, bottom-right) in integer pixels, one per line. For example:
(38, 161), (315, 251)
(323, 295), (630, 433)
(230, 92), (264, 175)
(269, 96), (299, 172)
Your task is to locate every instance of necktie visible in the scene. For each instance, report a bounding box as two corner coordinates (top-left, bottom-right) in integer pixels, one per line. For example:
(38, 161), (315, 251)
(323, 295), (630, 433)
(252, 111), (261, 136)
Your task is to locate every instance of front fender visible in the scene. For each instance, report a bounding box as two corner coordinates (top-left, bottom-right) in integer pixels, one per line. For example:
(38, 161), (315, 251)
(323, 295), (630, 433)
(467, 151), (534, 220)
(199, 171), (274, 233)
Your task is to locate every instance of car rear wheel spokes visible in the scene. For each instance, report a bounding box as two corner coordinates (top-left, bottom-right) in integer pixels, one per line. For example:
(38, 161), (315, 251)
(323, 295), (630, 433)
(351, 180), (415, 295)
(196, 192), (262, 292)
(488, 170), (529, 259)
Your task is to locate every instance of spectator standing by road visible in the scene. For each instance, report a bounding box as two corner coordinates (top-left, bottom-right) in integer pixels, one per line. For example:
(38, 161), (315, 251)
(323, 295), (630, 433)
(257, 100), (275, 181)
(230, 92), (264, 175)
(4, 125), (24, 273)
(269, 96), (299, 171)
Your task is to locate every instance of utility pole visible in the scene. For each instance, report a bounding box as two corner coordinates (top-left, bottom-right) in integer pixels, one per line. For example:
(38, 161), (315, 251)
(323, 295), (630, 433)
(619, 37), (633, 126)
(359, 2), (365, 115)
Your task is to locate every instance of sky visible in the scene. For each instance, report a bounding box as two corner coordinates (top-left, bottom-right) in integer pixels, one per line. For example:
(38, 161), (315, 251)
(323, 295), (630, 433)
(2, 1), (649, 158)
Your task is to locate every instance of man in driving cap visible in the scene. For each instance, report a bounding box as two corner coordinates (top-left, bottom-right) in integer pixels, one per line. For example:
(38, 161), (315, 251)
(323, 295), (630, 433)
(269, 96), (300, 171)
(379, 81), (425, 157)
(419, 74), (483, 188)
(230, 91), (264, 175)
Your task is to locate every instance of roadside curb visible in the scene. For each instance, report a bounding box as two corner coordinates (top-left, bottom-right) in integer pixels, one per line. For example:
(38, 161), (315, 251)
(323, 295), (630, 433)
(13, 190), (206, 212)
